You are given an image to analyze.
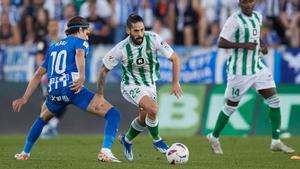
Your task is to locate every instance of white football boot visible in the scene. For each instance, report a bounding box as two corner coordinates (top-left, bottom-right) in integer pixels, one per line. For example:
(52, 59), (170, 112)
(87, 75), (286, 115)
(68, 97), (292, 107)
(271, 141), (295, 153)
(98, 148), (121, 163)
(207, 133), (224, 154)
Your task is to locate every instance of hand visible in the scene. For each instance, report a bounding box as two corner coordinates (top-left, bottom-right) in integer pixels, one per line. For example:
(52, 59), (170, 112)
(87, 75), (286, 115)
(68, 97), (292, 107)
(243, 42), (257, 50)
(70, 77), (85, 94)
(260, 45), (268, 55)
(12, 97), (27, 112)
(91, 94), (105, 112)
(170, 82), (183, 99)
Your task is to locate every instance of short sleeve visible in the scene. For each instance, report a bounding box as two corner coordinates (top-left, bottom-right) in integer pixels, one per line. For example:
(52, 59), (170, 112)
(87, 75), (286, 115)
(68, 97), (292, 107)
(75, 39), (89, 56)
(154, 33), (174, 58)
(102, 43), (122, 70)
(219, 15), (239, 42)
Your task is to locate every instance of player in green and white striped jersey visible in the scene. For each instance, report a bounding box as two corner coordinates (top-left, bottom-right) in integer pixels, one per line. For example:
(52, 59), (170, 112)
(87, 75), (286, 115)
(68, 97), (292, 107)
(207, 0), (294, 154)
(96, 14), (182, 161)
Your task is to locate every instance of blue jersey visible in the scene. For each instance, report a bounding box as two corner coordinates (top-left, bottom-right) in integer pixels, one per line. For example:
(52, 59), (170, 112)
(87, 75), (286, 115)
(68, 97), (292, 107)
(41, 36), (89, 93)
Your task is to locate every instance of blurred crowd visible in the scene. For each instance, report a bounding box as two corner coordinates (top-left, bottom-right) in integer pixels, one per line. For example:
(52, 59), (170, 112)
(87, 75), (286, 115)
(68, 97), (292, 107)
(0, 0), (299, 48)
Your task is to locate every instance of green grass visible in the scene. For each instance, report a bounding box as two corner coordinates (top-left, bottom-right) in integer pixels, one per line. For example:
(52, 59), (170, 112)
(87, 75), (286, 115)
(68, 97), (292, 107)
(0, 135), (299, 169)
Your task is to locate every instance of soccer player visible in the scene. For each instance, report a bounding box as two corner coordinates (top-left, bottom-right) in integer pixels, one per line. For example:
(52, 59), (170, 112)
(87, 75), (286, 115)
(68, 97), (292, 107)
(12, 16), (121, 162)
(34, 19), (65, 139)
(97, 14), (182, 161)
(207, 0), (295, 154)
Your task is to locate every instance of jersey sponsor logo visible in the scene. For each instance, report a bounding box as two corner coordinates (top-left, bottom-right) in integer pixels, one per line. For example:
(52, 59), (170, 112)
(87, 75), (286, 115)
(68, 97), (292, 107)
(50, 95), (70, 102)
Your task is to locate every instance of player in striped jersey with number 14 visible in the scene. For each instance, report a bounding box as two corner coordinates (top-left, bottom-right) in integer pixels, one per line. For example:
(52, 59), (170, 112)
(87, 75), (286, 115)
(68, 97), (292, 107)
(97, 14), (182, 161)
(207, 0), (295, 154)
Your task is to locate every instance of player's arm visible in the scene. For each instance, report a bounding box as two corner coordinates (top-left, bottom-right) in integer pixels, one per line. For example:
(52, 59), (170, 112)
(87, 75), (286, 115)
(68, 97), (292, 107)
(218, 15), (256, 51)
(259, 38), (268, 55)
(71, 49), (86, 94)
(168, 52), (182, 98)
(12, 67), (47, 112)
(156, 33), (183, 98)
(93, 44), (121, 108)
(218, 37), (257, 50)
(89, 65), (110, 110)
(96, 65), (110, 96)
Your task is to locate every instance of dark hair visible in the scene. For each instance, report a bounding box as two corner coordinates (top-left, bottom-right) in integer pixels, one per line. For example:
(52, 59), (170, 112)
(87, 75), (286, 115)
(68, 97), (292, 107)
(65, 16), (89, 35)
(126, 13), (144, 28)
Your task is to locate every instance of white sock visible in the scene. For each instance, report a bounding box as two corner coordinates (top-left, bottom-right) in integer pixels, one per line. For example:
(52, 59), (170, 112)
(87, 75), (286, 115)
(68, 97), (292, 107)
(125, 136), (132, 144)
(210, 133), (218, 140)
(21, 151), (30, 155)
(271, 139), (280, 145)
(153, 138), (162, 143)
(101, 148), (111, 153)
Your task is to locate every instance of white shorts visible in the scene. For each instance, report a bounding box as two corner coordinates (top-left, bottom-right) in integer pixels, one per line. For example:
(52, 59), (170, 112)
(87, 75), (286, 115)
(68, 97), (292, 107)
(225, 68), (276, 102)
(121, 84), (157, 107)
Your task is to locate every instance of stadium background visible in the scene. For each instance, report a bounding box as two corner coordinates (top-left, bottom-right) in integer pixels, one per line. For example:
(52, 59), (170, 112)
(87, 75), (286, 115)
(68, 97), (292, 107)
(0, 0), (299, 137)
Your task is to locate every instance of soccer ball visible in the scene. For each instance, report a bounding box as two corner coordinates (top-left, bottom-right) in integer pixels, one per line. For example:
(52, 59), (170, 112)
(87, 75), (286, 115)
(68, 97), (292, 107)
(166, 143), (189, 164)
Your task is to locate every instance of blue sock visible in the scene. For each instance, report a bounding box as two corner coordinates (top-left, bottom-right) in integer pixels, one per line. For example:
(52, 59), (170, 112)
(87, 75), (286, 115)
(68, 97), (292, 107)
(102, 107), (121, 149)
(23, 117), (47, 154)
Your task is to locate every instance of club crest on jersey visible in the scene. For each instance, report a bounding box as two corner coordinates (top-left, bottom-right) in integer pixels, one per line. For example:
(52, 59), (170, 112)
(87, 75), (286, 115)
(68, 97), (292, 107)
(83, 41), (89, 48)
(136, 58), (145, 65)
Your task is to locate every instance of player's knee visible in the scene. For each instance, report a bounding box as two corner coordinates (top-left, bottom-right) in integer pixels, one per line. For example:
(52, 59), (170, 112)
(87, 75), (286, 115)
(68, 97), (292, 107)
(266, 95), (280, 108)
(147, 105), (158, 118)
(40, 112), (54, 122)
(222, 104), (238, 117)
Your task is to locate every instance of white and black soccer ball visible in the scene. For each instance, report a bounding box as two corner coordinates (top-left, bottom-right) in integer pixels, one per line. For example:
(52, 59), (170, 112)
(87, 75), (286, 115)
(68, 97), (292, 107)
(166, 143), (189, 164)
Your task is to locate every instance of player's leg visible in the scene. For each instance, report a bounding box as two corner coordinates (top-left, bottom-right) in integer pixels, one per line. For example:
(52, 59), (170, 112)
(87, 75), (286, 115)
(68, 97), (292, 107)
(40, 108), (66, 139)
(139, 95), (169, 154)
(73, 87), (121, 162)
(87, 99), (121, 162)
(124, 110), (146, 142)
(119, 110), (146, 161)
(117, 85), (148, 161)
(208, 74), (252, 154)
(15, 102), (54, 160)
(212, 99), (239, 138)
(40, 79), (63, 139)
(254, 68), (294, 153)
(207, 99), (238, 154)
(258, 88), (295, 153)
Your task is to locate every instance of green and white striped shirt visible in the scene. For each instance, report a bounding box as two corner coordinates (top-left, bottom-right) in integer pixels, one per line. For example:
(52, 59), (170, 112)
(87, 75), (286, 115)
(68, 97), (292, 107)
(220, 11), (265, 75)
(103, 31), (174, 86)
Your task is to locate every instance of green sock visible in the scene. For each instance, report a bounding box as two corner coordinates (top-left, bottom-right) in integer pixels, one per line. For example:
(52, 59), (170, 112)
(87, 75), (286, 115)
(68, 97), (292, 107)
(147, 125), (160, 140)
(146, 117), (161, 140)
(212, 111), (229, 138)
(125, 118), (145, 141)
(269, 107), (281, 139)
(125, 125), (141, 141)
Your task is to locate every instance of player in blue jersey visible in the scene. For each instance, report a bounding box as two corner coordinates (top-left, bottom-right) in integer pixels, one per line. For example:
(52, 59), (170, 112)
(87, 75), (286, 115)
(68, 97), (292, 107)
(34, 19), (66, 139)
(12, 16), (121, 162)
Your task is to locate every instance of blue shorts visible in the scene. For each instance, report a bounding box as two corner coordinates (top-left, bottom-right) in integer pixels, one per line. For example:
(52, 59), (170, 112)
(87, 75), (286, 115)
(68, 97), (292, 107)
(45, 87), (95, 115)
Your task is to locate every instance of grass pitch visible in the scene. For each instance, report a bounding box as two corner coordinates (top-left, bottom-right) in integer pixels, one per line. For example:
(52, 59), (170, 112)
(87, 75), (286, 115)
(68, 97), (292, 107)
(0, 135), (299, 169)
